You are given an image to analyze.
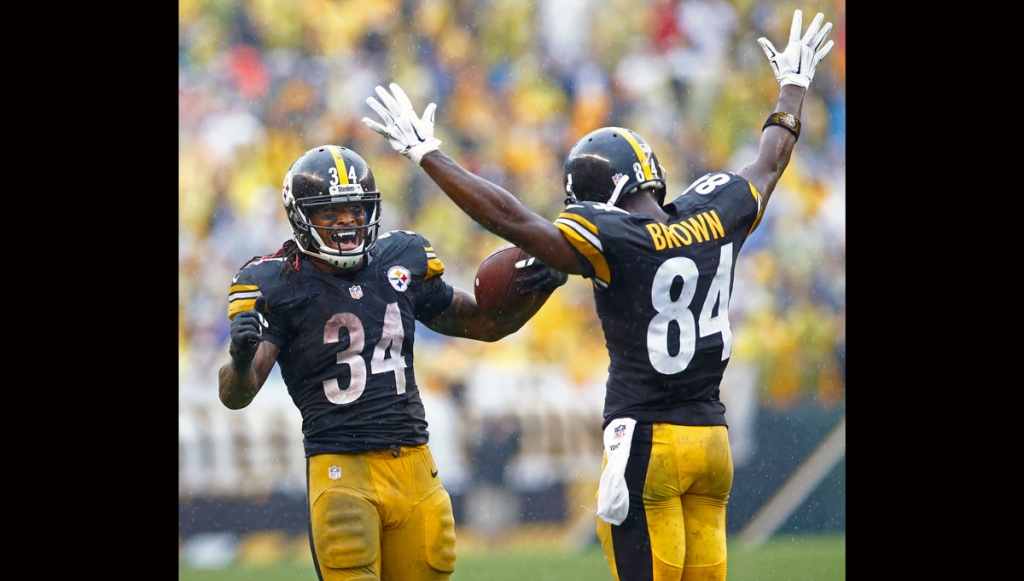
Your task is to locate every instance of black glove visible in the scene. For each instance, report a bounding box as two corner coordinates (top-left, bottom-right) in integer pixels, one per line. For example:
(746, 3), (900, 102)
(514, 257), (568, 295)
(229, 296), (268, 369)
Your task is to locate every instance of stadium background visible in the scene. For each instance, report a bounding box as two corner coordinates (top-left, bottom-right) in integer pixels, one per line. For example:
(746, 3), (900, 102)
(179, 0), (845, 565)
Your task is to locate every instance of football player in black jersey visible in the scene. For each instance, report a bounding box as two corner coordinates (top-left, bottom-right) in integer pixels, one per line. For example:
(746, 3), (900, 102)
(217, 144), (566, 581)
(362, 10), (834, 581)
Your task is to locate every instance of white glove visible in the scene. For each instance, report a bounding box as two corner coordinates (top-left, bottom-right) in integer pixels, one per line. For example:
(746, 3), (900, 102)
(361, 83), (441, 166)
(757, 10), (835, 88)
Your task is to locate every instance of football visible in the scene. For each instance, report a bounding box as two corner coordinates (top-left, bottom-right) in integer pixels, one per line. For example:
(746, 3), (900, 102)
(474, 243), (539, 323)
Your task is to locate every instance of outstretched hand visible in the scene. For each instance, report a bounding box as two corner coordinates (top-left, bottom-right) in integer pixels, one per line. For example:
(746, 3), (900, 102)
(362, 83), (442, 166)
(514, 256), (568, 295)
(229, 296), (269, 370)
(757, 10), (834, 89)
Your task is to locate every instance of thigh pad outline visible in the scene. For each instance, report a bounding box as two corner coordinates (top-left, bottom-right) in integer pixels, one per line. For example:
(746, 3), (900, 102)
(312, 488), (381, 570)
(421, 487), (456, 573)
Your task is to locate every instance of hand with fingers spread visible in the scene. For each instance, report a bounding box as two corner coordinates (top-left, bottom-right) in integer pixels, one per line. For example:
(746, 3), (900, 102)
(757, 10), (835, 89)
(362, 83), (441, 166)
(514, 256), (568, 296)
(229, 296), (269, 370)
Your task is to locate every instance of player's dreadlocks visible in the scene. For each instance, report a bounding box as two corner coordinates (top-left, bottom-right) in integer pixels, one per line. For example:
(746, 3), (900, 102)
(240, 239), (303, 276)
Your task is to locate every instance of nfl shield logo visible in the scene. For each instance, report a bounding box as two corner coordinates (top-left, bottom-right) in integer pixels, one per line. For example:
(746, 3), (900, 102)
(614, 424), (626, 439)
(329, 466), (342, 480)
(349, 285), (363, 299)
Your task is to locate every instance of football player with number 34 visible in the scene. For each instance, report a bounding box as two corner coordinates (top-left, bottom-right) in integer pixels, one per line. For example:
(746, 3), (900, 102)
(217, 144), (566, 581)
(362, 10), (833, 581)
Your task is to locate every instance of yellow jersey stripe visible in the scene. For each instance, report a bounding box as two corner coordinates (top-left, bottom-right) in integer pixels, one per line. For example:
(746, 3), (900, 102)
(747, 181), (765, 235)
(424, 246), (445, 279)
(556, 211), (599, 236)
(426, 257), (445, 280)
(555, 222), (610, 285)
(228, 297), (259, 320)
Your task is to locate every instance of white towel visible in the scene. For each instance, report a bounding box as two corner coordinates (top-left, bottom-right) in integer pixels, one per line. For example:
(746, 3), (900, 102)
(596, 417), (636, 525)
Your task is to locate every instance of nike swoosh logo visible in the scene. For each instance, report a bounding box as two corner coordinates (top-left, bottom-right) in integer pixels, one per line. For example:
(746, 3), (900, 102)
(232, 273), (240, 284)
(430, 469), (438, 478)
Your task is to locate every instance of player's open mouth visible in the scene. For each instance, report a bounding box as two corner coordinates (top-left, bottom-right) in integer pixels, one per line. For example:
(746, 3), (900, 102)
(333, 230), (362, 251)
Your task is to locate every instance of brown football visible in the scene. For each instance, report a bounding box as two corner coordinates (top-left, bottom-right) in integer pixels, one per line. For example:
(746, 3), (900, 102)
(474, 243), (539, 323)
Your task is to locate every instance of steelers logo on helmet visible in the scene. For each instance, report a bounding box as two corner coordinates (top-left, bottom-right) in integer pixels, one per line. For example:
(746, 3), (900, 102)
(281, 145), (383, 269)
(562, 127), (667, 207)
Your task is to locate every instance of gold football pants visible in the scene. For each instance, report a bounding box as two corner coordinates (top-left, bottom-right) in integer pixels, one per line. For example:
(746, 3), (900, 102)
(597, 424), (733, 581)
(307, 445), (457, 581)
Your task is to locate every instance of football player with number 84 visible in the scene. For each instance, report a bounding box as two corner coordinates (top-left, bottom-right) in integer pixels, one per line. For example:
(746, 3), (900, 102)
(362, 9), (834, 581)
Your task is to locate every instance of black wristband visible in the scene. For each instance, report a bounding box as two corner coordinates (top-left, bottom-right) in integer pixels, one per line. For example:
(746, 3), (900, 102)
(762, 112), (801, 140)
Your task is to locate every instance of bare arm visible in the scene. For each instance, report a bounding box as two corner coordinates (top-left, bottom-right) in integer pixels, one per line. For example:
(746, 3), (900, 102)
(422, 286), (557, 342)
(218, 341), (279, 409)
(736, 84), (805, 207)
(419, 151), (584, 275)
(362, 83), (581, 274)
(737, 9), (835, 209)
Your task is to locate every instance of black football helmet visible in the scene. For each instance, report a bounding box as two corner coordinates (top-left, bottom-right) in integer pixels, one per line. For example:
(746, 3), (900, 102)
(562, 126), (667, 207)
(281, 145), (382, 269)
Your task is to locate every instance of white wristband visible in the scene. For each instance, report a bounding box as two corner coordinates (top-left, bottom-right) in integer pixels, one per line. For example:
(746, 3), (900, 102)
(409, 138), (441, 166)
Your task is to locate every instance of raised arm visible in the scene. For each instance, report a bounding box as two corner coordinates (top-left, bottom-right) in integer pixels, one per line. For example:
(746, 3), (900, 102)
(420, 152), (583, 274)
(737, 10), (834, 206)
(361, 84), (584, 275)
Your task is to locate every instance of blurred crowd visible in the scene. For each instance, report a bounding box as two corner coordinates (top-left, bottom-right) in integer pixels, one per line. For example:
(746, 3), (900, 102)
(179, 0), (846, 411)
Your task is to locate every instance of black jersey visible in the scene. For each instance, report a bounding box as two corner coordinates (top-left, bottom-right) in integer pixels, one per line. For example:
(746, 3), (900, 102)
(555, 172), (764, 429)
(227, 230), (454, 455)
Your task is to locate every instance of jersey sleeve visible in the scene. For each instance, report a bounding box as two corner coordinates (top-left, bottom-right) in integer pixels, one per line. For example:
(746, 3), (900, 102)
(745, 179), (766, 235)
(227, 257), (289, 347)
(228, 263), (264, 321)
(422, 240), (446, 281)
(413, 234), (454, 322)
(555, 202), (626, 287)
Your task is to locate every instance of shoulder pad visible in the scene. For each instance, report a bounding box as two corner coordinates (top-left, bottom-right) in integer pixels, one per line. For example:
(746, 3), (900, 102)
(228, 257), (284, 320)
(375, 230), (446, 280)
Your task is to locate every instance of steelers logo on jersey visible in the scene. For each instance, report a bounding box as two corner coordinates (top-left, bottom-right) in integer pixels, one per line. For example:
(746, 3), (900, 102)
(387, 266), (412, 292)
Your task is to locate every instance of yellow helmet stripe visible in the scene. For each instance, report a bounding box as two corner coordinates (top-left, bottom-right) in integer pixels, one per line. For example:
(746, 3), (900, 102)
(328, 145), (348, 183)
(607, 127), (652, 181)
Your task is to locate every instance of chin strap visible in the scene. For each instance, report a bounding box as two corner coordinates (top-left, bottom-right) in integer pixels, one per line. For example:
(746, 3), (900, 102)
(606, 175), (631, 207)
